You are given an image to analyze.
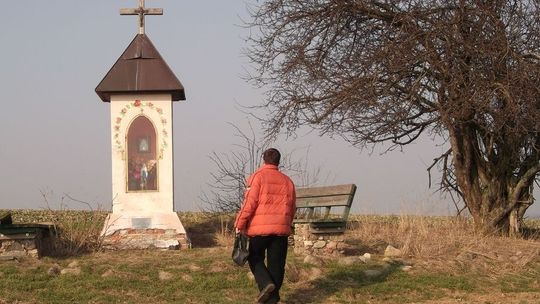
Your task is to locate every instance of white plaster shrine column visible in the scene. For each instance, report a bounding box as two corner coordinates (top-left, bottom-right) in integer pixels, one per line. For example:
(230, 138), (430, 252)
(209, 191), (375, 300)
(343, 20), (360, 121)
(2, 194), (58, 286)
(102, 94), (186, 238)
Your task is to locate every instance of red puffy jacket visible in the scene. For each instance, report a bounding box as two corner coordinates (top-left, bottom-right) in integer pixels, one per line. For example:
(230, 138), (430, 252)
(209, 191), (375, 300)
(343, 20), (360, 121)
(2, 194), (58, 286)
(235, 164), (296, 236)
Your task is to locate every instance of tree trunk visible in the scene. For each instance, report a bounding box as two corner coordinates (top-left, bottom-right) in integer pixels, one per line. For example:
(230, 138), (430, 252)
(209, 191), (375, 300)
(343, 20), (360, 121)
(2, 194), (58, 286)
(446, 123), (535, 236)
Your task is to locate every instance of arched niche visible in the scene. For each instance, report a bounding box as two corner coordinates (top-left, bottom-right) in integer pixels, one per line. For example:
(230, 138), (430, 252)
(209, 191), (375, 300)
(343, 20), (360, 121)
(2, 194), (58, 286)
(126, 115), (158, 192)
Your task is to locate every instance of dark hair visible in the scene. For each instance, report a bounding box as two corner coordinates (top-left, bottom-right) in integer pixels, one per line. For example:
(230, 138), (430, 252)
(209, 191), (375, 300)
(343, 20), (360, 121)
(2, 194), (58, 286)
(263, 148), (281, 166)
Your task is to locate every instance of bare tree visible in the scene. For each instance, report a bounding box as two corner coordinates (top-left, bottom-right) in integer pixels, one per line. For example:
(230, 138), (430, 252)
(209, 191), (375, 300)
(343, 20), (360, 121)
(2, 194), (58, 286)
(201, 122), (329, 213)
(201, 123), (262, 213)
(245, 0), (540, 235)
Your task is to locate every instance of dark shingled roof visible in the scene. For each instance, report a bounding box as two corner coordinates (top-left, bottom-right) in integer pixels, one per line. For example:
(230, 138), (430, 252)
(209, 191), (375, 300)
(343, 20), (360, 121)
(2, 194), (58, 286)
(95, 34), (185, 102)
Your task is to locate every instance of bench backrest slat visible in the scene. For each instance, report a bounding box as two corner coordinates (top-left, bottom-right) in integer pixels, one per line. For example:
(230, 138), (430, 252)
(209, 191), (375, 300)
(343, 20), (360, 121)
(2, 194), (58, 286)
(296, 184), (356, 198)
(296, 195), (351, 208)
(296, 184), (356, 208)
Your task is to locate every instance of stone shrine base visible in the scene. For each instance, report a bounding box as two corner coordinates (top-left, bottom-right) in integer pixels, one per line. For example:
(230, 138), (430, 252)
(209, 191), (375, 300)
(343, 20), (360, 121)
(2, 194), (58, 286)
(102, 228), (190, 250)
(292, 223), (347, 256)
(100, 211), (190, 249)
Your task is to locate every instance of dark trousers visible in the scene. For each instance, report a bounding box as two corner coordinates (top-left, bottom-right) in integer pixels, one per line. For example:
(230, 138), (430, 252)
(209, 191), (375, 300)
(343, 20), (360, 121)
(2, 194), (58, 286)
(248, 235), (288, 303)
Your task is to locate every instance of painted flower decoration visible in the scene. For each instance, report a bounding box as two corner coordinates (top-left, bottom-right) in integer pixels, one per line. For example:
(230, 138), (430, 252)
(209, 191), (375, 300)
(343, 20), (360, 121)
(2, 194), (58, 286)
(114, 101), (169, 159)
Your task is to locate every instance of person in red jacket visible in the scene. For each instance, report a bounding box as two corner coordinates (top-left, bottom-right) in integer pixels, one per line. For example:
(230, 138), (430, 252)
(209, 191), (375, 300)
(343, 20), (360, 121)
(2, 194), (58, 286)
(235, 148), (296, 304)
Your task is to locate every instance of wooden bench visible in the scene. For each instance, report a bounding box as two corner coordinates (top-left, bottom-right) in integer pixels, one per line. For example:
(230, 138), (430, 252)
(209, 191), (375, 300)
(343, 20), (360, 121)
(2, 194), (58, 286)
(293, 184), (357, 234)
(0, 211), (55, 258)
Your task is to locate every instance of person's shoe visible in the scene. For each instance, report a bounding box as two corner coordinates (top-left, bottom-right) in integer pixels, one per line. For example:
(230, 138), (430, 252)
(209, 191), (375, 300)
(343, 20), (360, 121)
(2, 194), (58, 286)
(257, 283), (275, 303)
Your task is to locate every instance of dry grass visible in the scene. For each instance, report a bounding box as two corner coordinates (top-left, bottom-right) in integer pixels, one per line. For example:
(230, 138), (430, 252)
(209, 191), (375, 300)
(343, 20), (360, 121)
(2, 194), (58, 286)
(347, 214), (540, 275)
(7, 208), (108, 257)
(178, 212), (236, 248)
(47, 209), (108, 256)
(6, 209), (540, 274)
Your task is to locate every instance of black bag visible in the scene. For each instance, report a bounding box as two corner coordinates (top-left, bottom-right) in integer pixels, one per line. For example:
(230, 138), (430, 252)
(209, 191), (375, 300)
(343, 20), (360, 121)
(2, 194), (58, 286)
(232, 233), (249, 266)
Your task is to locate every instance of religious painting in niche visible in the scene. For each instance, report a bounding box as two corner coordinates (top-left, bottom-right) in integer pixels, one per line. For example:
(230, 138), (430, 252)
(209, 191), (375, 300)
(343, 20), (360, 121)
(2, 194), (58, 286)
(127, 116), (158, 191)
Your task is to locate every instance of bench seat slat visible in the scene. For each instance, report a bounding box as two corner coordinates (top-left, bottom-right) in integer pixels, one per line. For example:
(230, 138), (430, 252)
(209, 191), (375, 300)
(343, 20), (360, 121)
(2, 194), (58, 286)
(0, 233), (38, 240)
(293, 218), (345, 223)
(309, 227), (346, 234)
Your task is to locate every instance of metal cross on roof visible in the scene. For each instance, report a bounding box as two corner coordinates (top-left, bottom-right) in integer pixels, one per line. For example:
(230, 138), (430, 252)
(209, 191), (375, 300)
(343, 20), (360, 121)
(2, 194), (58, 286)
(120, 0), (163, 35)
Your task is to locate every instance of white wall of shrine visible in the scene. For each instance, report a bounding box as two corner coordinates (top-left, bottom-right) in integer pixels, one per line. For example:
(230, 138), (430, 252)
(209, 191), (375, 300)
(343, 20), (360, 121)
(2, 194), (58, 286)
(102, 93), (185, 235)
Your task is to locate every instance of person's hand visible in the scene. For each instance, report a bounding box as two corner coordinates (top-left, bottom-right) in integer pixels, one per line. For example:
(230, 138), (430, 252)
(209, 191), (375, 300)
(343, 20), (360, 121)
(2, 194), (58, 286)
(235, 227), (242, 234)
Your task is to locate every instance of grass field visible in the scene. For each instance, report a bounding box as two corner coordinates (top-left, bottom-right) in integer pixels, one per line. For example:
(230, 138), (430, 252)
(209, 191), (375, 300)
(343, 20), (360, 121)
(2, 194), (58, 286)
(1, 210), (539, 304)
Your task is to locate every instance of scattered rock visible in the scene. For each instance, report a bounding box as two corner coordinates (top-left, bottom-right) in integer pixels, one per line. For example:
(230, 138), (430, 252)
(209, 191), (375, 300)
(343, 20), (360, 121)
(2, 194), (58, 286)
(158, 270), (173, 281)
(384, 245), (402, 257)
(181, 274), (193, 282)
(309, 267), (323, 279)
(68, 261), (79, 268)
(187, 265), (202, 271)
(509, 256), (520, 262)
(326, 241), (338, 249)
(303, 255), (324, 266)
(47, 264), (61, 276)
(338, 256), (359, 266)
(303, 240), (313, 247)
(313, 241), (326, 249)
(401, 265), (413, 272)
(61, 267), (81, 275)
(401, 259), (413, 266)
(101, 269), (115, 278)
(359, 253), (371, 263)
(382, 257), (393, 263)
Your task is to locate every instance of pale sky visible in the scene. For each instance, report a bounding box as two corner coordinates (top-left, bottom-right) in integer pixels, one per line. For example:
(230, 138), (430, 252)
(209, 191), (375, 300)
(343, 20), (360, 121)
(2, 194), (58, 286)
(0, 1), (538, 217)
